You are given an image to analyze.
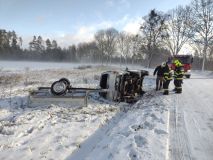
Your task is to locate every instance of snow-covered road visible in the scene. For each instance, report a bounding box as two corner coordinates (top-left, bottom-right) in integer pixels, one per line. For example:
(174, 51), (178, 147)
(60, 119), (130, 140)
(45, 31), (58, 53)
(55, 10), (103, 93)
(167, 72), (213, 160)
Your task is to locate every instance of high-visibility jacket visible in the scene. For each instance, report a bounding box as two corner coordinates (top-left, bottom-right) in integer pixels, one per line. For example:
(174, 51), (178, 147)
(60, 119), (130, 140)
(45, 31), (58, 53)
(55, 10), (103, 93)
(163, 66), (173, 81)
(174, 66), (184, 80)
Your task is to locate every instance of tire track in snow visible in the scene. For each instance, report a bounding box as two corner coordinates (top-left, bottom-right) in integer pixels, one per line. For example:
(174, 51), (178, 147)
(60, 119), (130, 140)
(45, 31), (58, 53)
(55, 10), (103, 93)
(180, 78), (213, 159)
(169, 94), (192, 160)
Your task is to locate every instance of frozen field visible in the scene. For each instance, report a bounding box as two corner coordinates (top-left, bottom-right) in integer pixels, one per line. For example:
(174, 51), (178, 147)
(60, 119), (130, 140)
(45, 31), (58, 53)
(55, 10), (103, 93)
(0, 61), (213, 160)
(0, 60), (97, 70)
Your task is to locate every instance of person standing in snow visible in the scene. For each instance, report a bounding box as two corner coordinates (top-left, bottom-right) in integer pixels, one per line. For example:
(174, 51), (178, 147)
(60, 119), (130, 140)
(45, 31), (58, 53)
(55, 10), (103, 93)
(153, 62), (165, 91)
(162, 62), (173, 95)
(173, 60), (184, 93)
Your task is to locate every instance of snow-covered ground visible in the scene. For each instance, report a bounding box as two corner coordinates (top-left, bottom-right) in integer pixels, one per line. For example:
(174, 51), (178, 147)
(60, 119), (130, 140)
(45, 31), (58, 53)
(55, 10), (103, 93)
(0, 61), (213, 160)
(0, 60), (95, 70)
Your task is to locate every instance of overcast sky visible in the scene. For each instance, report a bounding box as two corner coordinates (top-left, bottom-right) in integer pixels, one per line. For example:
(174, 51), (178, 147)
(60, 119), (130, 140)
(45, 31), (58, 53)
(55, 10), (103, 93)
(0, 0), (191, 47)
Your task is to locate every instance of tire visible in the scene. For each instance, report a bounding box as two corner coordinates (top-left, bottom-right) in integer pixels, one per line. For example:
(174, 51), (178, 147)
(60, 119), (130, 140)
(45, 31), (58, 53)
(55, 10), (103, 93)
(185, 75), (191, 78)
(51, 81), (67, 96)
(59, 78), (70, 87)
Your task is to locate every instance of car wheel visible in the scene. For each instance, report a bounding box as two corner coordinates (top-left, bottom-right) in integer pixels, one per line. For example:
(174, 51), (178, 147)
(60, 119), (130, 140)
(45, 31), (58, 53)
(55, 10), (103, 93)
(51, 81), (67, 96)
(59, 78), (70, 87)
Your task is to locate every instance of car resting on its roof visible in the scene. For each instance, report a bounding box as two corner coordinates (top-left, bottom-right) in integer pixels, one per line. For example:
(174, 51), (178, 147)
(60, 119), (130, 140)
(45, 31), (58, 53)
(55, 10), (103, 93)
(28, 69), (149, 107)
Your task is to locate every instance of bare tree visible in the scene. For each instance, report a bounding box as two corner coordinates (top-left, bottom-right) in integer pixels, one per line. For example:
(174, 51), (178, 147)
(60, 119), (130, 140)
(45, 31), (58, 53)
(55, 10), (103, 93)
(95, 30), (106, 64)
(131, 35), (144, 64)
(76, 41), (98, 62)
(190, 42), (203, 57)
(190, 0), (213, 71)
(140, 9), (168, 67)
(117, 31), (132, 65)
(105, 28), (119, 64)
(95, 28), (118, 64)
(209, 45), (213, 60)
(165, 5), (194, 55)
(117, 32), (125, 65)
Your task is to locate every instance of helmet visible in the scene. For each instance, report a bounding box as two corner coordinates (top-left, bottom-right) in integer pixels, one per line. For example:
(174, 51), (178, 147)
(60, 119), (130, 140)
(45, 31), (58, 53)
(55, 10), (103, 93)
(174, 59), (179, 65)
(161, 62), (166, 67)
(174, 59), (182, 66)
(176, 62), (182, 67)
(176, 61), (183, 67)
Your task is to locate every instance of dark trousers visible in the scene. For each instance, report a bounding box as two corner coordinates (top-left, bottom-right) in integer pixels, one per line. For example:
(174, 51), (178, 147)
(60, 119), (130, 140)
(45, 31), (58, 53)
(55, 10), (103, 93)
(156, 76), (163, 90)
(163, 80), (170, 94)
(174, 80), (182, 93)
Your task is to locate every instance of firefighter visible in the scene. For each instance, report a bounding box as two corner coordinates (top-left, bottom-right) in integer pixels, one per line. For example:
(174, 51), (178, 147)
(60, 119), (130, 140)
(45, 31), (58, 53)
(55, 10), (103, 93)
(173, 60), (184, 93)
(162, 62), (173, 95)
(153, 62), (165, 91)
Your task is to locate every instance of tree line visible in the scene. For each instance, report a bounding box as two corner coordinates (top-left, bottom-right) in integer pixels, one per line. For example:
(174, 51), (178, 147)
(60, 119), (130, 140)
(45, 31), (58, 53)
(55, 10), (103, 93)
(0, 0), (213, 70)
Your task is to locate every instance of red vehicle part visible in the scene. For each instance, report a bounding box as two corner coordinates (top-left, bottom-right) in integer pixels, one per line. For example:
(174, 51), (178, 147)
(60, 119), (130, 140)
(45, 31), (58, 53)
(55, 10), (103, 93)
(168, 55), (193, 78)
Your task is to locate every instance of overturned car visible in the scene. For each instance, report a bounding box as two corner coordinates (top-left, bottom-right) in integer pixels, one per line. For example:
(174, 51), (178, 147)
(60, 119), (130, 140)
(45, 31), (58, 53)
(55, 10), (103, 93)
(100, 69), (149, 103)
(29, 69), (149, 107)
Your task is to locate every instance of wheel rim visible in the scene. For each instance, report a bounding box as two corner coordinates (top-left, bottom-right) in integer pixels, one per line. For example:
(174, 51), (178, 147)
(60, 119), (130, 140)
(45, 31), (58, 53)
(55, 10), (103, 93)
(53, 82), (66, 93)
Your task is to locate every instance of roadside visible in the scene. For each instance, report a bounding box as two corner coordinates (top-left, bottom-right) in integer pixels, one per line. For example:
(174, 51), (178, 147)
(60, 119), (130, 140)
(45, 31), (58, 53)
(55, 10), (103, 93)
(67, 77), (170, 160)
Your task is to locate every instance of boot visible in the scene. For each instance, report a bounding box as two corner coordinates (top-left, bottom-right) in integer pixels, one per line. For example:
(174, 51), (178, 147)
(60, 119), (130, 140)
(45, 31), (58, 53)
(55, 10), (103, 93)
(159, 84), (162, 90)
(163, 90), (169, 95)
(175, 91), (182, 94)
(175, 89), (182, 94)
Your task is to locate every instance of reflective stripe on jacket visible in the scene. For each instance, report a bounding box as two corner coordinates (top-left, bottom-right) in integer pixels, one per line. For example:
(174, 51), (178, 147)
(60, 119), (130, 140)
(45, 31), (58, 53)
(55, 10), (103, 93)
(163, 69), (173, 81)
(174, 66), (184, 80)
